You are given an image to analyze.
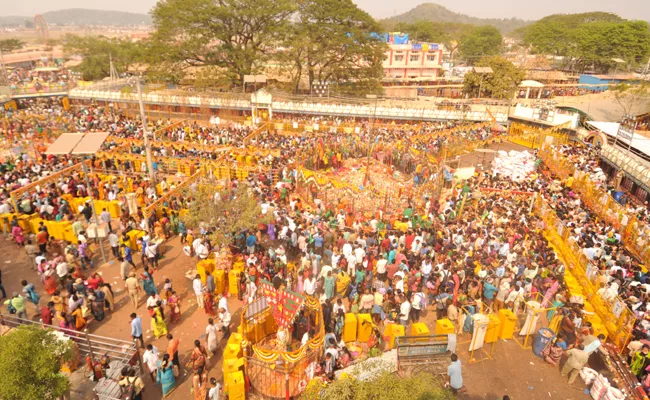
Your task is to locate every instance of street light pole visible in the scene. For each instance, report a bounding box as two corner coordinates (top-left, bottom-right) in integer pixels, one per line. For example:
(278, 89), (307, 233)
(134, 79), (157, 184)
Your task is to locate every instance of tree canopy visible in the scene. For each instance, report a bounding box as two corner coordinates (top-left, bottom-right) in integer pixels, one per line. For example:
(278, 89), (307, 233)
(180, 184), (272, 250)
(150, 0), (296, 85)
(283, 0), (387, 95)
(63, 35), (145, 80)
(463, 56), (525, 99)
(458, 26), (503, 63)
(0, 39), (25, 52)
(521, 13), (650, 72)
(0, 326), (75, 400)
(147, 0), (386, 94)
(303, 370), (454, 400)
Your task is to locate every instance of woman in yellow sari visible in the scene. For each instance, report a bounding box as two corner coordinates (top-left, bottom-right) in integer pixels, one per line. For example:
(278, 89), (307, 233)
(150, 305), (168, 338)
(336, 270), (351, 297)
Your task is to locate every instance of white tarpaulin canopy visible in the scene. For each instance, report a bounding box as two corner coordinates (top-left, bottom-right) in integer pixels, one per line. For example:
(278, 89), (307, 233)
(45, 132), (110, 155)
(519, 80), (545, 88)
(44, 133), (84, 155)
(71, 132), (111, 154)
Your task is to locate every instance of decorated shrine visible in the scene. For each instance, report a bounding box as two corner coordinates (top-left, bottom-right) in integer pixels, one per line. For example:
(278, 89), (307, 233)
(233, 280), (324, 399)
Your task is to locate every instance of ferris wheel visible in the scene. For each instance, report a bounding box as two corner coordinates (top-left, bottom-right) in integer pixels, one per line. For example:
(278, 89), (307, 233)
(34, 14), (49, 43)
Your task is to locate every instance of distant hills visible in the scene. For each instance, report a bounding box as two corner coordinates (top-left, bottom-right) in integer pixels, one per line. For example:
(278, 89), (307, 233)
(382, 3), (531, 33)
(0, 9), (152, 27)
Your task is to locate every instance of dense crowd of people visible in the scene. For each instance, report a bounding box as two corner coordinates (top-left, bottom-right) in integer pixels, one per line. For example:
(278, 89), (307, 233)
(2, 92), (650, 398)
(7, 65), (74, 93)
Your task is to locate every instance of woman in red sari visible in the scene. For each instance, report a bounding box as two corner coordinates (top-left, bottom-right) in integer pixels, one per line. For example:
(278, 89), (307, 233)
(203, 290), (216, 316)
(43, 271), (58, 295)
(167, 291), (182, 324)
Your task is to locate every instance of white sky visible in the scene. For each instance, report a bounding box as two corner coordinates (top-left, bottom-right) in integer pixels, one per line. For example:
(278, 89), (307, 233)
(1, 0), (649, 22)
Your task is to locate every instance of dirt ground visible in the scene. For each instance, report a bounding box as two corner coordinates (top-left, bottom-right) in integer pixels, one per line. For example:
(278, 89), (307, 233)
(0, 230), (589, 400)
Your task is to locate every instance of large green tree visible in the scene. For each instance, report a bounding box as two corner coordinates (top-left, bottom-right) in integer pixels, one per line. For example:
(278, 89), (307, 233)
(0, 326), (75, 400)
(0, 39), (25, 52)
(180, 184), (272, 249)
(463, 56), (525, 99)
(521, 13), (650, 73)
(458, 26), (503, 63)
(149, 0), (297, 85)
(283, 0), (387, 95)
(63, 35), (145, 80)
(522, 21), (571, 57)
(569, 21), (650, 73)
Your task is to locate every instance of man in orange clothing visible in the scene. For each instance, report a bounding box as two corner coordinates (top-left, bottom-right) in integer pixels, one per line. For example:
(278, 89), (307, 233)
(167, 333), (180, 368)
(36, 226), (48, 254)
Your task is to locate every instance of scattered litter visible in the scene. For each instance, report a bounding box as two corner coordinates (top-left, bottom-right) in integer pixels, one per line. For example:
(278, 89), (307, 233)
(529, 362), (534, 365)
(584, 389), (590, 394)
(193, 322), (199, 328)
(548, 392), (551, 397)
(528, 386), (534, 390)
(4, 260), (10, 263)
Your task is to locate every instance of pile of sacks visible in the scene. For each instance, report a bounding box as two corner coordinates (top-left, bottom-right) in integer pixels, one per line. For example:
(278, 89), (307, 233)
(581, 368), (626, 400)
(491, 150), (536, 182)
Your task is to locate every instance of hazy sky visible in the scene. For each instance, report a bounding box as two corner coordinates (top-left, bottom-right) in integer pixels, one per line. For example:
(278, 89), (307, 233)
(3, 0), (649, 22)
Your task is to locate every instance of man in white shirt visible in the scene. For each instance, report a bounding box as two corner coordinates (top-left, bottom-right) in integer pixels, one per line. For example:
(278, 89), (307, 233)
(195, 240), (208, 260)
(218, 295), (228, 314)
(219, 308), (232, 337)
(55, 262), (69, 282)
(208, 378), (222, 400)
(342, 242), (353, 258)
(411, 239), (423, 255)
(192, 237), (202, 256)
(108, 232), (120, 258)
(333, 298), (346, 315)
(193, 275), (205, 309)
(303, 276), (316, 296)
(376, 256), (388, 280)
(399, 295), (411, 327)
(354, 246), (365, 265)
(142, 344), (159, 381)
(0, 201), (10, 215)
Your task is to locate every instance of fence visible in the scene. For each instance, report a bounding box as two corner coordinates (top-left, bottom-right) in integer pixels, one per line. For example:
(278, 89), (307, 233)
(507, 122), (572, 150)
(456, 305), (497, 363)
(539, 148), (650, 273)
(10, 82), (73, 96)
(532, 194), (636, 352)
(0, 312), (142, 400)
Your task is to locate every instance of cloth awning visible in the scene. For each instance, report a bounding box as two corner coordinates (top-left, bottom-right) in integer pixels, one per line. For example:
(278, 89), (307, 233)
(519, 80), (545, 88)
(44, 133), (84, 155)
(71, 132), (111, 154)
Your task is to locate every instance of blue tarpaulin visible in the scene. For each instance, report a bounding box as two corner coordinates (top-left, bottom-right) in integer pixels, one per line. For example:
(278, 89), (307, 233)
(393, 33), (409, 44)
(370, 32), (389, 42)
